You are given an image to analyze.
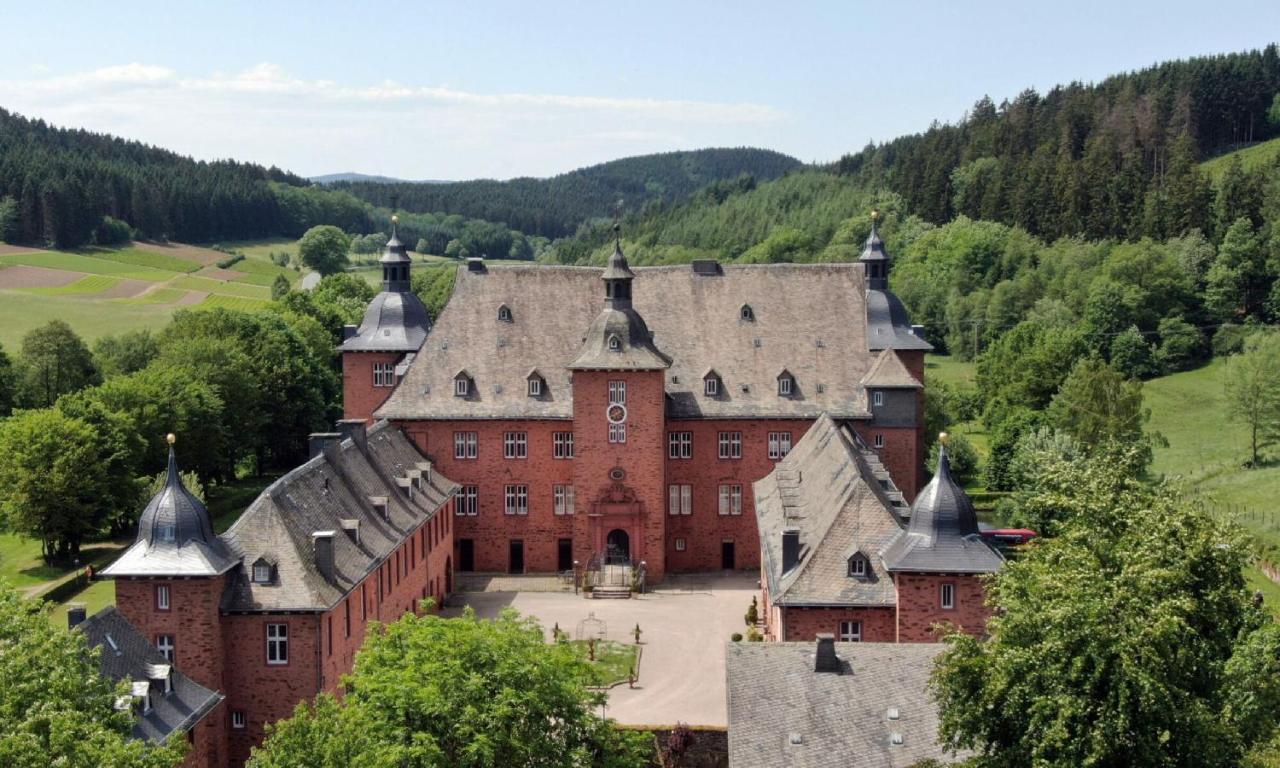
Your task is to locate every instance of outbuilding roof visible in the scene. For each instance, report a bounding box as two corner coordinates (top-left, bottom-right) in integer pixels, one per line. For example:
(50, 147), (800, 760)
(378, 262), (917, 421)
(79, 607), (223, 745)
(861, 348), (924, 389)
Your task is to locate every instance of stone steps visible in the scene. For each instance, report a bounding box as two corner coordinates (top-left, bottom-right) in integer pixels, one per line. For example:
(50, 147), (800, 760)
(591, 586), (632, 600)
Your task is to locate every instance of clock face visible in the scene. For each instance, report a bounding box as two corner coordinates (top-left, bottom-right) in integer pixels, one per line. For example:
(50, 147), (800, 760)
(606, 403), (628, 424)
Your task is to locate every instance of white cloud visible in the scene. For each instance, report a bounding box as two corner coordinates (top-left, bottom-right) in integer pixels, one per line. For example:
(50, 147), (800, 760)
(0, 62), (788, 178)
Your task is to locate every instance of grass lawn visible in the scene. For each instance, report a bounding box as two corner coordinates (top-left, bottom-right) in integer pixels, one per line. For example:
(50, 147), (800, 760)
(568, 639), (640, 686)
(47, 578), (116, 629)
(198, 294), (272, 311)
(0, 289), (176, 349)
(924, 353), (977, 388)
(217, 237), (299, 263)
(170, 274), (271, 299)
(0, 533), (69, 590)
(87, 246), (202, 274)
(0, 249), (174, 281)
(1201, 137), (1280, 183)
(117, 287), (189, 305)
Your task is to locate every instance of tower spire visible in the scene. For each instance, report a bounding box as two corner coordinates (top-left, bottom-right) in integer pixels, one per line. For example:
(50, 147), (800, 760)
(859, 209), (890, 290)
(379, 214), (411, 293)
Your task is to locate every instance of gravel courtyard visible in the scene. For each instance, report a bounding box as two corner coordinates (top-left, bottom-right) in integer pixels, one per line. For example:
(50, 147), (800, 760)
(446, 572), (759, 726)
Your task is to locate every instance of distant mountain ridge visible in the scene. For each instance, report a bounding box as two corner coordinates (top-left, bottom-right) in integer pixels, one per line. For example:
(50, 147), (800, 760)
(331, 147), (804, 238)
(309, 172), (446, 185)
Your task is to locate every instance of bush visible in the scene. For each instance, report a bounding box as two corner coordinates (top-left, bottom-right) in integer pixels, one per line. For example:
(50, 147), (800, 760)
(926, 433), (979, 484)
(1155, 316), (1204, 372)
(746, 628), (763, 642)
(216, 253), (245, 269)
(270, 251), (290, 267)
(1213, 323), (1254, 356)
(745, 596), (759, 626)
(94, 216), (132, 245)
(731, 633), (743, 642)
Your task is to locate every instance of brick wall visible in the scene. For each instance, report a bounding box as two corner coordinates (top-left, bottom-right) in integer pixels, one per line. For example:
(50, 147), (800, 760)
(851, 423), (923, 502)
(399, 419), (575, 573)
(222, 613), (320, 767)
(778, 606), (896, 642)
(183, 699), (226, 768)
(114, 576), (225, 694)
(664, 418), (811, 573)
(572, 370), (668, 582)
(343, 351), (405, 422)
(894, 573), (991, 643)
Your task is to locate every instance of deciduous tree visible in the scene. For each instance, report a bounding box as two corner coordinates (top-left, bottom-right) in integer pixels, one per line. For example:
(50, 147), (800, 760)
(1223, 332), (1280, 467)
(298, 225), (352, 276)
(16, 319), (100, 408)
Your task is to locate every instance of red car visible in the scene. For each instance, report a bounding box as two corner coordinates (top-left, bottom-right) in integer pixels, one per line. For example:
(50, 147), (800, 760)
(980, 528), (1038, 549)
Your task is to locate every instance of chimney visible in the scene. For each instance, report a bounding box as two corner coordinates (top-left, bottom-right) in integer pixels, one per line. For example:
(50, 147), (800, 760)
(782, 528), (801, 572)
(911, 324), (926, 340)
(312, 531), (336, 582)
(815, 633), (840, 674)
(336, 419), (367, 450)
(309, 432), (342, 460)
(67, 604), (87, 630)
(342, 324), (358, 341)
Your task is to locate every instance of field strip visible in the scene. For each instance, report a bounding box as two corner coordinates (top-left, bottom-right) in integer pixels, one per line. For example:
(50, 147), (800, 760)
(16, 274), (122, 296)
(0, 250), (174, 281)
(0, 264), (86, 289)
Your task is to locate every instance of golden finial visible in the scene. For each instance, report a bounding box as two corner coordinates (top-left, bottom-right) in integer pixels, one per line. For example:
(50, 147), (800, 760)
(391, 214), (400, 225)
(166, 433), (176, 445)
(938, 431), (949, 446)
(870, 209), (879, 221)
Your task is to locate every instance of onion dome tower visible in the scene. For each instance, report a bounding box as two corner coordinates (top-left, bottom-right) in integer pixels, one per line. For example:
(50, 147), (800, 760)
(858, 210), (890, 290)
(881, 434), (1003, 573)
(340, 215), (432, 353)
(860, 211), (933, 353)
(569, 226), (670, 370)
(102, 434), (236, 577)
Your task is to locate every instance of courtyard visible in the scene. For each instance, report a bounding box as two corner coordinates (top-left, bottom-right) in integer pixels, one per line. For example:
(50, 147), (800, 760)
(445, 572), (759, 726)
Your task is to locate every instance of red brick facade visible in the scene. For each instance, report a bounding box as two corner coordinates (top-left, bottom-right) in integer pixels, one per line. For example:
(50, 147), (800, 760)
(343, 351), (407, 422)
(114, 498), (455, 768)
(892, 573), (990, 643)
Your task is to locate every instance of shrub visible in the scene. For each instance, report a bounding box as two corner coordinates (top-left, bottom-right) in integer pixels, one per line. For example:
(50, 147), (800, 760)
(746, 628), (763, 642)
(745, 596), (759, 626)
(94, 215), (133, 245)
(926, 433), (979, 484)
(216, 253), (245, 269)
(730, 633), (743, 642)
(1213, 323), (1254, 356)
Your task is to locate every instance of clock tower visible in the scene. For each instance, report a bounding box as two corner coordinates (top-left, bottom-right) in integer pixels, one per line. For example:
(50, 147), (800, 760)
(568, 230), (671, 582)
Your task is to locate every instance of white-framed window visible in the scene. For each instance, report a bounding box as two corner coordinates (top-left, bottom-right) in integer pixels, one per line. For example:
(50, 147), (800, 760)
(527, 377), (542, 397)
(231, 710), (246, 729)
(457, 485), (479, 516)
(498, 305), (512, 322)
(778, 375), (793, 396)
(704, 376), (719, 396)
(608, 380), (626, 405)
(718, 432), (742, 459)
(155, 585), (170, 611)
(608, 422), (627, 443)
(373, 362), (396, 387)
(668, 431), (692, 459)
(159, 524), (175, 542)
(940, 583), (955, 610)
(454, 376), (470, 397)
(156, 634), (174, 662)
(839, 620), (862, 642)
(503, 431), (527, 459)
(872, 390), (884, 407)
(553, 485), (575, 516)
(266, 623), (288, 665)
(252, 562), (272, 583)
(668, 484), (693, 516)
(454, 431), (478, 459)
(675, 538), (687, 551)
(873, 433), (884, 449)
(607, 335), (622, 351)
(504, 485), (528, 516)
(553, 431), (574, 459)
(848, 556), (867, 577)
(718, 484), (743, 516)
(768, 431), (792, 460)
(740, 304), (754, 321)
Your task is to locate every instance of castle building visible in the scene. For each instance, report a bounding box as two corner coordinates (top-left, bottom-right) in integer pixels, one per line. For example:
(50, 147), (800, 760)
(348, 218), (933, 582)
(99, 425), (456, 767)
(754, 420), (1003, 642)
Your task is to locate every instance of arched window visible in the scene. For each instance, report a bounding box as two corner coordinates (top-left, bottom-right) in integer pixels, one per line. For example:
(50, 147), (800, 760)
(847, 553), (869, 578)
(740, 304), (755, 321)
(498, 305), (513, 322)
(607, 334), (622, 351)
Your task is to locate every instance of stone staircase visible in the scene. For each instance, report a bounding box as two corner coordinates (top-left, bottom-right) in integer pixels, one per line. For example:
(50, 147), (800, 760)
(589, 564), (633, 599)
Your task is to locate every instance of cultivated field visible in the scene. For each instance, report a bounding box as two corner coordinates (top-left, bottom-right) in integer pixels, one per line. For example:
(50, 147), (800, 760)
(0, 240), (301, 349)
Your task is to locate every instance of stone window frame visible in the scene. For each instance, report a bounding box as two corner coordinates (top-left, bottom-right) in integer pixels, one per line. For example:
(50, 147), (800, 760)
(767, 431), (792, 460)
(718, 431), (742, 460)
(231, 711), (246, 729)
(940, 582), (956, 610)
(266, 622), (289, 666)
(873, 433), (884, 449)
(553, 431), (575, 459)
(839, 620), (862, 642)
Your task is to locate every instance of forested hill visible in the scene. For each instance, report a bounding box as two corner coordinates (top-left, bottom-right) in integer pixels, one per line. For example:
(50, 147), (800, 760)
(0, 107), (380, 247)
(834, 45), (1280, 242)
(332, 147), (803, 239)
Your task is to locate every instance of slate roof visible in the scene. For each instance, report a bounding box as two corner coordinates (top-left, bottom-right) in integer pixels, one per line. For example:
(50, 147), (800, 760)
(79, 607), (223, 744)
(754, 414), (906, 607)
(882, 443), (1003, 574)
(102, 445), (237, 579)
(568, 307), (672, 370)
(220, 421), (457, 612)
(866, 289), (933, 352)
(726, 641), (962, 768)
(378, 262), (914, 421)
(339, 291), (432, 352)
(861, 348), (923, 389)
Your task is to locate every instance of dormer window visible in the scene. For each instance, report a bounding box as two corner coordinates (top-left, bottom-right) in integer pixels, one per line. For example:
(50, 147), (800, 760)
(251, 558), (275, 584)
(158, 524), (175, 542)
(607, 334), (622, 351)
(527, 371), (545, 397)
(740, 304), (755, 321)
(778, 370), (795, 397)
(498, 304), (513, 322)
(847, 553), (869, 578)
(703, 370), (721, 397)
(453, 371), (472, 397)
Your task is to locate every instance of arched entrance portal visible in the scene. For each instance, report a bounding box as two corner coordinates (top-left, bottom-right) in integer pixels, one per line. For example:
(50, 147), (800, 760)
(606, 529), (631, 564)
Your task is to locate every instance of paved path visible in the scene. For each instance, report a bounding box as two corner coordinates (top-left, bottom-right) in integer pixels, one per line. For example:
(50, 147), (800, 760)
(448, 573), (758, 726)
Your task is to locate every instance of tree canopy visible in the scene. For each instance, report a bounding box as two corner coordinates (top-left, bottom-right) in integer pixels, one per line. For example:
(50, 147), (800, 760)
(297, 225), (352, 276)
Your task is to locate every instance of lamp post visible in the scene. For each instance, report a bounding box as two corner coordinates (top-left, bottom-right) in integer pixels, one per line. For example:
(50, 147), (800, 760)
(573, 560), (580, 595)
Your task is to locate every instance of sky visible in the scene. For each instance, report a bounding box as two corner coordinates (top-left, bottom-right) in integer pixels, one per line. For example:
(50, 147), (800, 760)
(0, 1), (1277, 180)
